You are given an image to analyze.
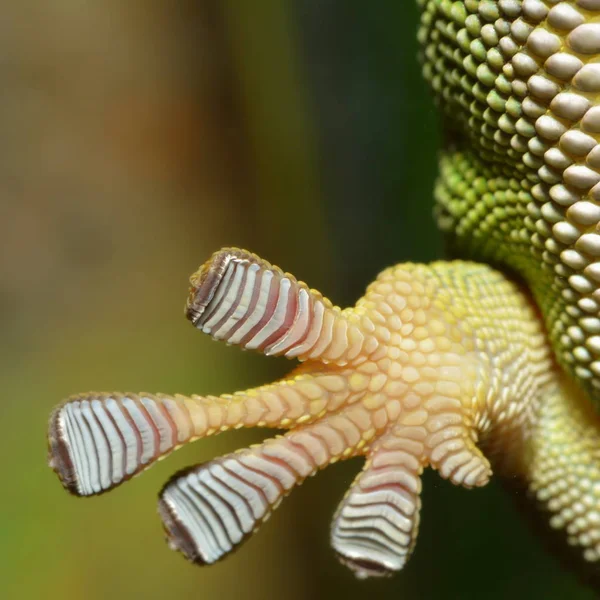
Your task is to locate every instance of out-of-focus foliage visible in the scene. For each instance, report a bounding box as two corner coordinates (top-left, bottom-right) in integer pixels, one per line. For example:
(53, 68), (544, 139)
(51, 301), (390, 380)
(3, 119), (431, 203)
(0, 1), (593, 599)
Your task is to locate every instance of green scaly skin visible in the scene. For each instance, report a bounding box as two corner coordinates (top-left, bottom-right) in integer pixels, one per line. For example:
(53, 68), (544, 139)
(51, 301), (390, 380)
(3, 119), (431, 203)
(419, 0), (600, 577)
(44, 0), (600, 588)
(420, 0), (600, 399)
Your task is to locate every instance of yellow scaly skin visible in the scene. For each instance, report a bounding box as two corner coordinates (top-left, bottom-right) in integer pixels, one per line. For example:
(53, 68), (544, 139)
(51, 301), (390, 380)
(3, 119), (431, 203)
(45, 0), (600, 585)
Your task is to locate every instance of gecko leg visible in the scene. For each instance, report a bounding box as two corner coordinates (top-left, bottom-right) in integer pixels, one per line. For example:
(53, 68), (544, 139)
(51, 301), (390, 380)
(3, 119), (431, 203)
(47, 248), (559, 578)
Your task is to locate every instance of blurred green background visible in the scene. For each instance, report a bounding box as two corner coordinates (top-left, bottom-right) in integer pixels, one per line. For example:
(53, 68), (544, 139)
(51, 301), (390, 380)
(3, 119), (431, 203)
(1, 1), (594, 598)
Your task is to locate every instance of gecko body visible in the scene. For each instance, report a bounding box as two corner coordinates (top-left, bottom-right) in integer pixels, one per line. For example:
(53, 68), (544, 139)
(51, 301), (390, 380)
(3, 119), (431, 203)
(47, 0), (600, 583)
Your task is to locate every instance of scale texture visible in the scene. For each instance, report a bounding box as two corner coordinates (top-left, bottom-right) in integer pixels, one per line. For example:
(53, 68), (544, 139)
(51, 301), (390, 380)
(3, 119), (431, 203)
(46, 0), (600, 587)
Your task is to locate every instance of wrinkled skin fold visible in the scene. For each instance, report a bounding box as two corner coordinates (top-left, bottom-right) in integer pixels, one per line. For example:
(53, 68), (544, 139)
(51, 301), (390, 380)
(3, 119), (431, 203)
(47, 0), (600, 585)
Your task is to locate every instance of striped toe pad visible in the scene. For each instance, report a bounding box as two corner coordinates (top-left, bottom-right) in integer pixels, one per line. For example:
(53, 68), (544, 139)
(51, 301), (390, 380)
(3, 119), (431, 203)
(48, 393), (193, 496)
(331, 462), (422, 577)
(185, 247), (358, 361)
(158, 445), (309, 565)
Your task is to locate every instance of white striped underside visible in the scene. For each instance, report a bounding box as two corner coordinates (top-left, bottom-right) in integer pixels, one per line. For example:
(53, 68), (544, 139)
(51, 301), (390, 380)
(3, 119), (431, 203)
(331, 466), (420, 576)
(159, 442), (316, 564)
(54, 395), (188, 495)
(195, 259), (328, 358)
